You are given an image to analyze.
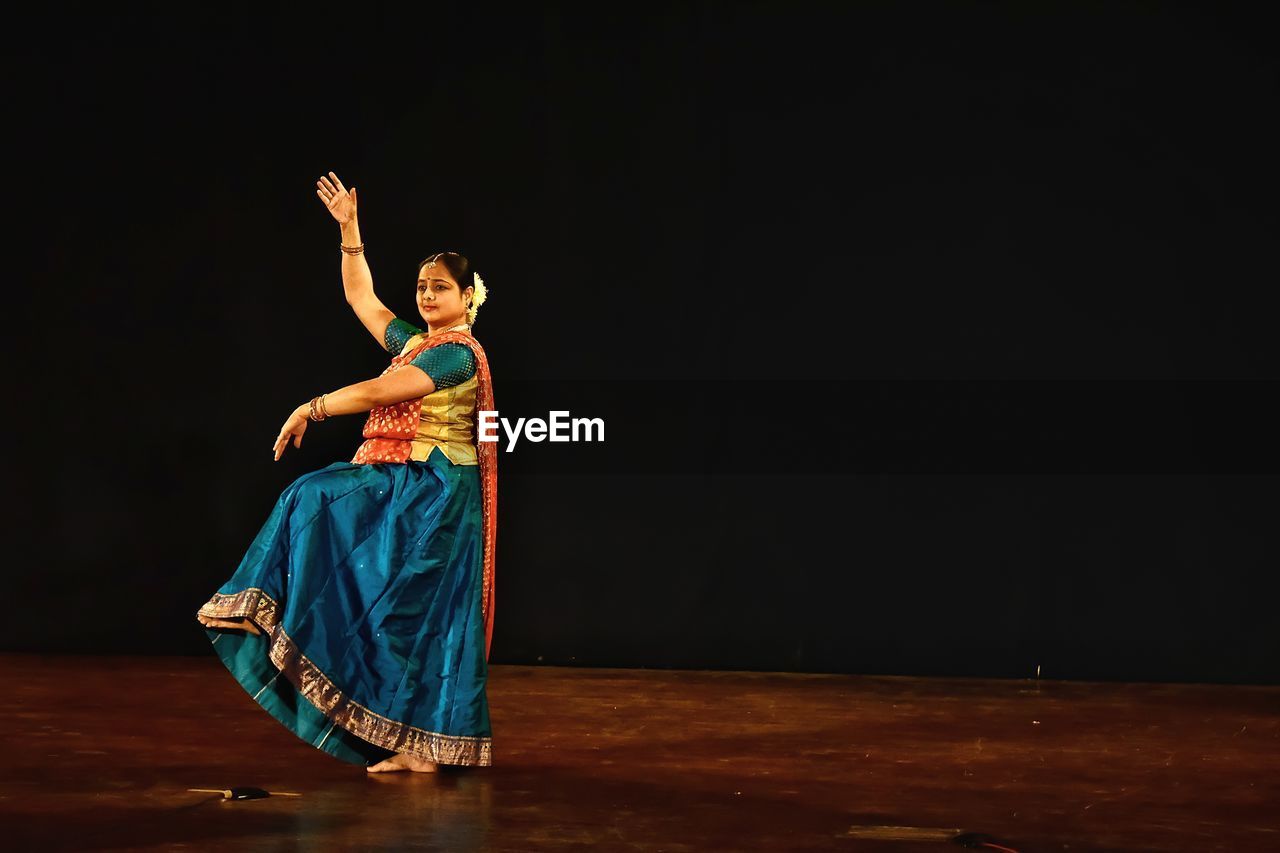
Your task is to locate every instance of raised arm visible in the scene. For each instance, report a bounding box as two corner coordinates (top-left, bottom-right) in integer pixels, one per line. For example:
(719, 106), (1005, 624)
(316, 171), (395, 348)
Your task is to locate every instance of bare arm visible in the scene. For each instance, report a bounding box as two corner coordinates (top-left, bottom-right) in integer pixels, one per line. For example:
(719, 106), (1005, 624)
(272, 366), (439, 461)
(336, 365), (439, 411)
(316, 171), (395, 348)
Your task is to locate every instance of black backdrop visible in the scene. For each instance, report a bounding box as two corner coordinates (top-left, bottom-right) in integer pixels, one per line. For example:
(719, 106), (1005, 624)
(8, 3), (1278, 684)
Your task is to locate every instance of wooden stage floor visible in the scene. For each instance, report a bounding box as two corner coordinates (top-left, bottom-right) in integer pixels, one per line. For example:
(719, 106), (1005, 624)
(1, 653), (1276, 852)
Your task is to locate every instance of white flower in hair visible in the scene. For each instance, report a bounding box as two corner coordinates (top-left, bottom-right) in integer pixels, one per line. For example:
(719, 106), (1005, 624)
(466, 271), (488, 324)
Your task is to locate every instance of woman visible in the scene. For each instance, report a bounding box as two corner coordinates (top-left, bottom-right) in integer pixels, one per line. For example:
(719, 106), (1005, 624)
(196, 171), (498, 774)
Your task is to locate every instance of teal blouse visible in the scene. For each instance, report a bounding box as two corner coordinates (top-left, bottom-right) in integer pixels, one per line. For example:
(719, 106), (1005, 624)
(384, 317), (476, 390)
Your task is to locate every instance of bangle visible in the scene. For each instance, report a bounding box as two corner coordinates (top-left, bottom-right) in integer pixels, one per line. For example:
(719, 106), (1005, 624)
(319, 393), (331, 418)
(340, 242), (365, 255)
(308, 396), (327, 422)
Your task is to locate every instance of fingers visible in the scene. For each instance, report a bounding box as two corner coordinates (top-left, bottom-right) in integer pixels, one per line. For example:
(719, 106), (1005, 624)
(273, 425), (305, 460)
(318, 174), (339, 195)
(329, 171), (347, 193)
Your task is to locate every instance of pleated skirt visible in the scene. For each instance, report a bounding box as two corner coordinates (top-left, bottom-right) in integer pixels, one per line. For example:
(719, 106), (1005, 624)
(196, 446), (492, 766)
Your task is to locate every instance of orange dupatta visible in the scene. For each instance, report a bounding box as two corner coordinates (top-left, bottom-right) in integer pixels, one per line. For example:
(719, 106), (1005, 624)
(349, 330), (498, 662)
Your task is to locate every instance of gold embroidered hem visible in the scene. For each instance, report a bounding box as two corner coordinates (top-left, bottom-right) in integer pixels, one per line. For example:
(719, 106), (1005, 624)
(197, 589), (493, 767)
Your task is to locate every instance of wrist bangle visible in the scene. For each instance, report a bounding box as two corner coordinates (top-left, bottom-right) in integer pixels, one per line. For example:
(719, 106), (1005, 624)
(319, 393), (331, 418)
(340, 242), (365, 255)
(308, 395), (327, 422)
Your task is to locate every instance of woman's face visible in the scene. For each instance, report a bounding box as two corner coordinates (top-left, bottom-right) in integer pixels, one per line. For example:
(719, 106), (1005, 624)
(417, 265), (472, 327)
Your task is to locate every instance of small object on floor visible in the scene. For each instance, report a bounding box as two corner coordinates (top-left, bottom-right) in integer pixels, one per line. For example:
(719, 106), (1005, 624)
(187, 786), (302, 799)
(951, 831), (1020, 852)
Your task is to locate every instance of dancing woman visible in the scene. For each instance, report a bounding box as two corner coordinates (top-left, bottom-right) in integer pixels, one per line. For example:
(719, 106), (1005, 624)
(196, 171), (498, 773)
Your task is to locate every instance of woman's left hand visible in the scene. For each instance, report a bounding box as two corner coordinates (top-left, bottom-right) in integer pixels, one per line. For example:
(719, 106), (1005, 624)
(273, 405), (310, 461)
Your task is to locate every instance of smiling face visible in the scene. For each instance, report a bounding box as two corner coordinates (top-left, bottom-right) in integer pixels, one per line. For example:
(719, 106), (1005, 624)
(417, 262), (473, 329)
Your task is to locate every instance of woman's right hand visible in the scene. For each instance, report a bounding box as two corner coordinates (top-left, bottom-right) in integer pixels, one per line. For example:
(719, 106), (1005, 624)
(316, 171), (357, 225)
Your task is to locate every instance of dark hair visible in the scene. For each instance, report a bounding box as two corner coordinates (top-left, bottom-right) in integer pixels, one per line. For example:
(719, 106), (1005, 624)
(417, 251), (473, 295)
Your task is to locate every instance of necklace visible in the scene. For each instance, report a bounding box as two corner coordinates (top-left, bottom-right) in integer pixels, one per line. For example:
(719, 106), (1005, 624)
(426, 321), (471, 337)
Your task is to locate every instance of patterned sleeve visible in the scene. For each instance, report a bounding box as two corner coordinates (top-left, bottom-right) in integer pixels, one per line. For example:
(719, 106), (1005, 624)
(383, 317), (425, 355)
(407, 343), (477, 391)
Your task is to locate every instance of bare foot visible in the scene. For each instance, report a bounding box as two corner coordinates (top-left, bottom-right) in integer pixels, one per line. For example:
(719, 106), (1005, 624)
(197, 614), (263, 636)
(367, 752), (439, 773)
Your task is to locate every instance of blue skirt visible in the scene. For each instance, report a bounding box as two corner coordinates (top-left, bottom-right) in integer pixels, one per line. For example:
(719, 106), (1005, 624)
(196, 447), (492, 766)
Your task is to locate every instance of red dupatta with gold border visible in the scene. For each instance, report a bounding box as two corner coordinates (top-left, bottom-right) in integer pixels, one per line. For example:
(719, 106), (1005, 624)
(349, 330), (498, 662)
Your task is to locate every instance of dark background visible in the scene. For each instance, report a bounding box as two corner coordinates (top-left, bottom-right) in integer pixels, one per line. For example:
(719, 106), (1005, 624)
(7, 3), (1278, 684)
